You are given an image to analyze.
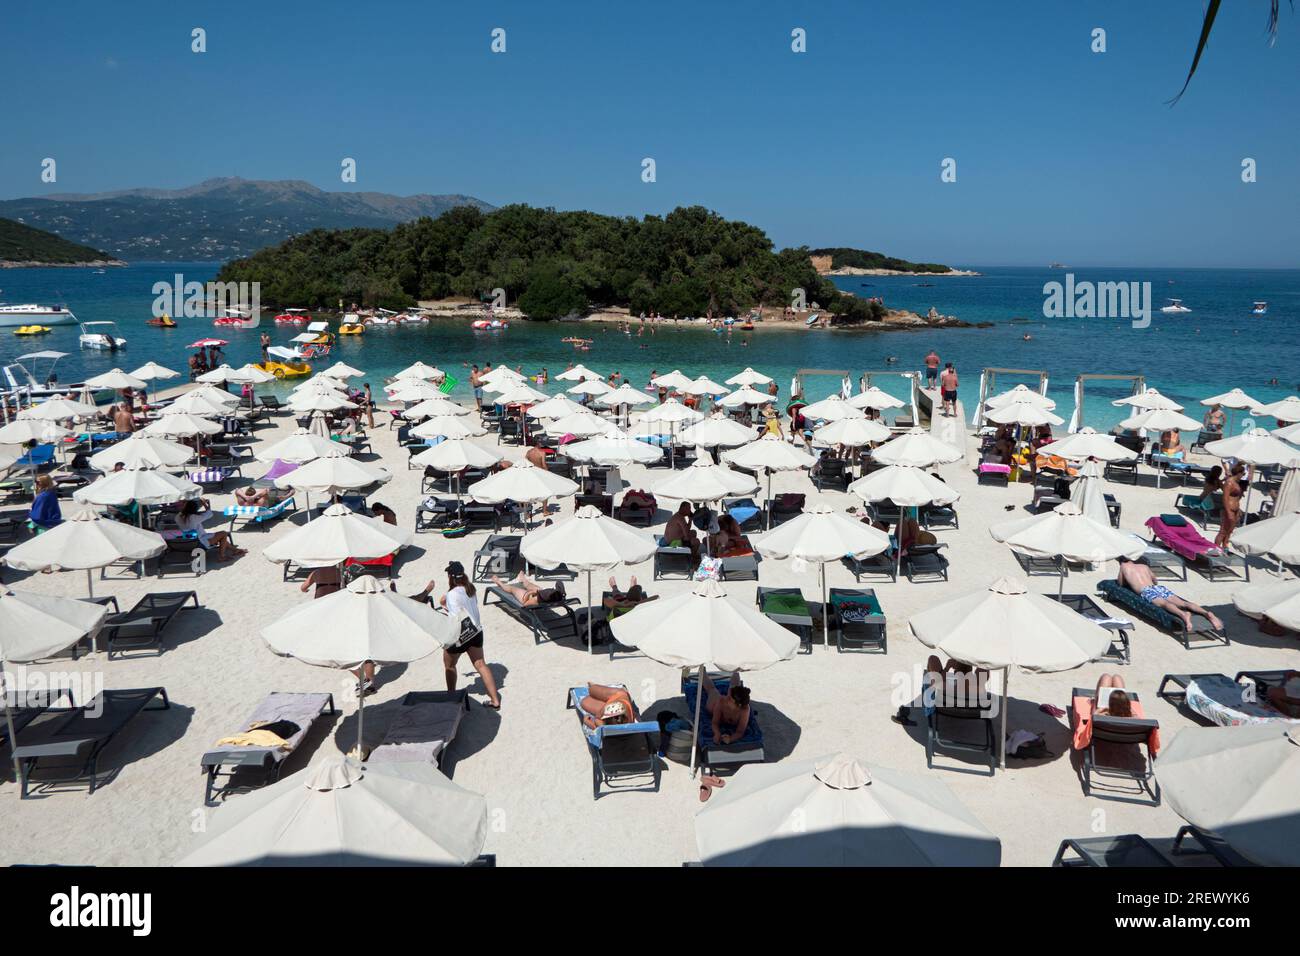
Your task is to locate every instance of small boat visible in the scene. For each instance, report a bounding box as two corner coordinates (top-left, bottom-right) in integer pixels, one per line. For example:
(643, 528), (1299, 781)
(472, 319), (509, 331)
(79, 321), (126, 351)
(1160, 299), (1191, 314)
(2, 351), (85, 402)
(212, 316), (246, 327)
(338, 322), (365, 335)
(398, 313), (428, 324)
(1252, 301), (1268, 315)
(0, 303), (78, 327)
(366, 315), (395, 326)
(274, 308), (311, 325)
(146, 313), (177, 328)
(738, 322), (755, 331)
(805, 313), (821, 327)
(258, 346), (313, 378)
(12, 325), (50, 336)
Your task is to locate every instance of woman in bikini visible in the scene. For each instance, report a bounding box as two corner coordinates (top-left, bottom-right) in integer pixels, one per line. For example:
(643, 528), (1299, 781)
(1216, 463), (1247, 550)
(578, 683), (636, 729)
(491, 572), (564, 607)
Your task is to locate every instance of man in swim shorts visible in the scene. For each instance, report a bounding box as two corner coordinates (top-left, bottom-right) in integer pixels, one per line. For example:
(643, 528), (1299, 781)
(1117, 558), (1223, 631)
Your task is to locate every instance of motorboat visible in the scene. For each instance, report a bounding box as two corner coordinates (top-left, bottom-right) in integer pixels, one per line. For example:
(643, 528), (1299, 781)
(79, 321), (127, 351)
(11, 325), (50, 336)
(0, 303), (78, 327)
(274, 308), (311, 325)
(1159, 299), (1191, 314)
(256, 346), (312, 378)
(471, 318), (509, 331)
(1, 350), (84, 401)
(146, 313), (177, 328)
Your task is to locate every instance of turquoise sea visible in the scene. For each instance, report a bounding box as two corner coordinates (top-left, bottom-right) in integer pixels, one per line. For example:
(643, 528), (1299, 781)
(3, 262), (1298, 432)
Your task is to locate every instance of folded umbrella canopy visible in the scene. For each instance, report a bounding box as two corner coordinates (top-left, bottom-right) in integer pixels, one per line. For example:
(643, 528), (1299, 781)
(254, 428), (351, 465)
(261, 576), (453, 754)
(3, 509), (165, 599)
(0, 587), (108, 784)
(519, 504), (658, 652)
(871, 428), (963, 467)
(1070, 459), (1111, 527)
(90, 432), (194, 471)
(177, 756), (487, 867)
(679, 416), (758, 449)
(725, 367), (773, 387)
(1035, 427), (1132, 462)
(1156, 723), (1300, 866)
(263, 502), (411, 567)
(1232, 578), (1300, 630)
(695, 752), (1001, 867)
(752, 503), (890, 645)
(655, 458), (758, 502)
(909, 576), (1111, 767)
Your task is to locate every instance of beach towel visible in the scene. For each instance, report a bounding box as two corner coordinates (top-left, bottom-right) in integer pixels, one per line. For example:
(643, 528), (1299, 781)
(1071, 694), (1160, 754)
(682, 676), (763, 747)
(1145, 516), (1218, 560)
(762, 591), (809, 617)
(830, 591), (883, 622)
(1184, 676), (1300, 727)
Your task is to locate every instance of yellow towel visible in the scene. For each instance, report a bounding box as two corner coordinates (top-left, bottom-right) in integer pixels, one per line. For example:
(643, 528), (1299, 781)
(215, 730), (290, 750)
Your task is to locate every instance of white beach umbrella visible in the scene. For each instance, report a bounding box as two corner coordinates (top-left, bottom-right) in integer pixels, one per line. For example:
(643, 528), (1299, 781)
(1201, 388), (1259, 410)
(812, 417), (892, 448)
(402, 397), (472, 420)
(3, 510), (165, 598)
(409, 440), (503, 497)
(640, 398), (704, 426)
(386, 380), (444, 403)
(1117, 408), (1203, 433)
(1251, 395), (1300, 422)
(196, 364), (249, 385)
(752, 503), (891, 645)
(275, 457), (390, 506)
(725, 367), (773, 387)
(561, 431), (663, 466)
(723, 435), (817, 527)
(480, 366), (524, 386)
(490, 382), (550, 407)
(1071, 459), (1111, 527)
(0, 447), (18, 471)
(292, 375), (345, 394)
(467, 458), (578, 505)
(262, 576), (452, 753)
(909, 576), (1111, 767)
(695, 752), (1001, 867)
(542, 411), (619, 440)
(1277, 463), (1300, 517)
(233, 363), (276, 384)
(525, 395), (587, 420)
(264, 502), (410, 567)
(0, 588), (109, 783)
(985, 384), (1056, 410)
(848, 387), (905, 411)
(651, 370), (695, 390)
(1113, 388), (1183, 411)
(611, 579), (798, 773)
(1036, 427), (1133, 462)
(1204, 428), (1300, 466)
(18, 398), (98, 421)
(392, 361), (442, 381)
(848, 464), (960, 508)
(288, 391), (357, 414)
(166, 389), (239, 416)
(600, 383), (656, 407)
(1232, 578), (1300, 630)
(90, 433), (193, 471)
(520, 505), (658, 652)
(254, 429), (350, 465)
(798, 395), (865, 422)
(74, 468), (201, 511)
(322, 361), (365, 379)
(142, 413), (223, 439)
(990, 501), (1145, 595)
(1229, 510), (1300, 566)
(411, 415), (488, 440)
(1273, 421), (1300, 443)
(83, 368), (147, 391)
(567, 379), (613, 397)
(555, 364), (602, 382)
(984, 402), (1064, 428)
(129, 361), (180, 382)
(719, 386), (771, 409)
(871, 428), (962, 467)
(679, 416), (758, 449)
(655, 459), (758, 502)
(0, 418), (72, 445)
(683, 377), (730, 396)
(177, 755), (487, 867)
(1156, 723), (1300, 867)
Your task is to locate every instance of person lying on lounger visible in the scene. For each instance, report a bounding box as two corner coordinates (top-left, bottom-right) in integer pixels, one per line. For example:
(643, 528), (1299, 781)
(1094, 673), (1133, 717)
(603, 576), (657, 611)
(235, 484), (269, 507)
(491, 572), (566, 607)
(1117, 558), (1224, 631)
(703, 671), (751, 746)
(577, 682), (636, 730)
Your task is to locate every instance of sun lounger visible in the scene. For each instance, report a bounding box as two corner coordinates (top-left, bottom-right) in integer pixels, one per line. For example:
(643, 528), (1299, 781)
(567, 684), (661, 798)
(344, 552), (396, 578)
(654, 538), (695, 580)
(368, 690), (470, 768)
(977, 462), (1010, 487)
(1170, 825), (1257, 867)
(199, 691), (336, 804)
(1155, 671), (1297, 726)
(722, 496), (762, 532)
(13, 687), (170, 798)
(681, 672), (764, 769)
(903, 543), (949, 582)
(1145, 515), (1250, 581)
(472, 534), (520, 581)
(187, 465), (240, 490)
(482, 584), (579, 645)
(814, 457), (850, 491)
(157, 530), (220, 577)
(1103, 458), (1140, 484)
(925, 681), (997, 775)
(1014, 550), (1067, 583)
(1052, 835), (1172, 867)
(1175, 491), (1221, 529)
(843, 548), (897, 583)
(90, 590), (199, 660)
(921, 502), (959, 530)
(757, 587), (815, 652)
(0, 687), (76, 758)
(1070, 687), (1160, 804)
(718, 547), (759, 581)
(768, 492), (805, 525)
(1048, 593), (1132, 664)
(256, 394), (285, 413)
(15, 443), (55, 471)
(828, 587), (887, 653)
(224, 496), (296, 532)
(1096, 579), (1228, 650)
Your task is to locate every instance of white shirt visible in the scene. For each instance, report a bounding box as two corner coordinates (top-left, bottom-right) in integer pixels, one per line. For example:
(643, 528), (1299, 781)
(445, 586), (481, 629)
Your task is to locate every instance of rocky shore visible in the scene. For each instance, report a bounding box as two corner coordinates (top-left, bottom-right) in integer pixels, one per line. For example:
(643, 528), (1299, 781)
(0, 258), (127, 269)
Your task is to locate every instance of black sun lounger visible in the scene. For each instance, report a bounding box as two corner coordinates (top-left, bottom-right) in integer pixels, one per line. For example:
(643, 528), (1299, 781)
(483, 584), (580, 645)
(0, 687), (76, 757)
(92, 590), (199, 659)
(1053, 835), (1172, 867)
(368, 690), (470, 768)
(200, 691), (336, 804)
(13, 687), (169, 798)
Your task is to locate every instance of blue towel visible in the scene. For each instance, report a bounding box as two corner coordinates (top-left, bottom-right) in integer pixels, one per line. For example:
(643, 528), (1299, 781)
(727, 505), (760, 526)
(682, 677), (763, 746)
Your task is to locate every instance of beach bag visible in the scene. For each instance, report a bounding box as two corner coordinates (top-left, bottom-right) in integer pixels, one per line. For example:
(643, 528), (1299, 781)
(1006, 732), (1051, 760)
(693, 555), (722, 582)
(447, 608), (484, 650)
(656, 711), (695, 764)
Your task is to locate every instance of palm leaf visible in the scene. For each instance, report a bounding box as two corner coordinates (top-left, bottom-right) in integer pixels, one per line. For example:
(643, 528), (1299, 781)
(1170, 0), (1290, 105)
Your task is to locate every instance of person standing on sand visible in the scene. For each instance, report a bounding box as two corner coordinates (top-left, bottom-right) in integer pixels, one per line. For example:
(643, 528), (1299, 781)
(939, 363), (958, 417)
(925, 349), (941, 388)
(1216, 462), (1247, 549)
(418, 562), (501, 710)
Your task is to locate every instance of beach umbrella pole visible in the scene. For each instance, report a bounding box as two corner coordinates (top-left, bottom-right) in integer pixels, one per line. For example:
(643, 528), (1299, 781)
(689, 663), (704, 778)
(765, 471), (772, 530)
(586, 570), (593, 654)
(821, 562), (829, 647)
(2, 660), (23, 786)
(1000, 667), (1009, 770)
(355, 671), (365, 758)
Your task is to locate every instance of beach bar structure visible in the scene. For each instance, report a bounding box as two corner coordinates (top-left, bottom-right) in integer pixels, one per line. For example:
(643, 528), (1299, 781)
(970, 368), (1050, 429)
(1065, 373), (1146, 433)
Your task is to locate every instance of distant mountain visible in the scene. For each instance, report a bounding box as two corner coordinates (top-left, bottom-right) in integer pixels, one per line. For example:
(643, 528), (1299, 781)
(0, 216), (122, 267)
(0, 177), (496, 261)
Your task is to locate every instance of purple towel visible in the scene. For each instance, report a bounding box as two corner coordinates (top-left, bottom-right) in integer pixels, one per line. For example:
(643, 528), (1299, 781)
(263, 458), (299, 481)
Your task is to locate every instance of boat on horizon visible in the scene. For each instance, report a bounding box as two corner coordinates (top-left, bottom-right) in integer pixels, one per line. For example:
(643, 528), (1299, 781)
(0, 303), (78, 327)
(1160, 298), (1192, 314)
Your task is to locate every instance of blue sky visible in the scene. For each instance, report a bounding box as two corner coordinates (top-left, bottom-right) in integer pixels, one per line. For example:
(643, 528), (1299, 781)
(3, 0), (1298, 267)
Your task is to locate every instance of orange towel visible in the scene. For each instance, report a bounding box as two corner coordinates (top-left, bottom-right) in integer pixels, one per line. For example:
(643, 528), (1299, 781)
(1071, 696), (1161, 755)
(1035, 455), (1077, 477)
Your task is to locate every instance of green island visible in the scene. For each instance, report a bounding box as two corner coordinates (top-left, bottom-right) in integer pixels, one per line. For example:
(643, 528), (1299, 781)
(0, 216), (122, 267)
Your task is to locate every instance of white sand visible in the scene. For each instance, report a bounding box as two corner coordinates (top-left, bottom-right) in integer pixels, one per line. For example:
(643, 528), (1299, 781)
(1, 400), (1294, 867)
